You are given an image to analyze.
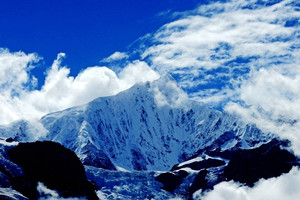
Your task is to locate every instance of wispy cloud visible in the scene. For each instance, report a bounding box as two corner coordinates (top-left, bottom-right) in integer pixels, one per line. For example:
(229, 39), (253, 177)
(140, 0), (299, 106)
(101, 51), (128, 62)
(135, 0), (300, 156)
(134, 1), (300, 197)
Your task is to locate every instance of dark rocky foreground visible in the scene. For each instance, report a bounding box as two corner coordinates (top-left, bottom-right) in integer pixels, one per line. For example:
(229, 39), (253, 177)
(0, 139), (98, 200)
(156, 138), (300, 197)
(222, 139), (298, 186)
(0, 137), (299, 199)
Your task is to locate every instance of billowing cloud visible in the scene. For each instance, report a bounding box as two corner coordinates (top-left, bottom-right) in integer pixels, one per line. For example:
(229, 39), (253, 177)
(0, 48), (40, 91)
(118, 60), (160, 87)
(0, 48), (41, 123)
(200, 167), (300, 200)
(225, 63), (300, 155)
(0, 49), (159, 125)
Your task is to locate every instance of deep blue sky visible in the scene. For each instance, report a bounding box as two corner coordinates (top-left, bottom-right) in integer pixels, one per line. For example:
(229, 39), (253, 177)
(0, 0), (199, 80)
(0, 0), (298, 126)
(1, 0), (297, 111)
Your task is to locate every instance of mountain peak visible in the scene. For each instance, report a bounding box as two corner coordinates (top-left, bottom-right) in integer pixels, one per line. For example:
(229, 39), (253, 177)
(0, 75), (274, 172)
(150, 74), (189, 108)
(115, 74), (190, 109)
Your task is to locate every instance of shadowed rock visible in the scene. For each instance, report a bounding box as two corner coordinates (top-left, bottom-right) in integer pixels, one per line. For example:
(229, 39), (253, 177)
(189, 169), (211, 194)
(7, 141), (98, 200)
(155, 170), (189, 192)
(80, 142), (116, 170)
(223, 139), (298, 186)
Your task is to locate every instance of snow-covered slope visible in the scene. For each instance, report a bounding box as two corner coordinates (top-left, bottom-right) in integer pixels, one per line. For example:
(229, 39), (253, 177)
(28, 75), (271, 171)
(0, 75), (273, 171)
(0, 75), (284, 199)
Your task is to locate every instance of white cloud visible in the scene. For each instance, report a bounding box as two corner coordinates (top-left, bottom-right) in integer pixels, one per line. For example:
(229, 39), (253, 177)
(0, 48), (40, 90)
(101, 51), (128, 62)
(0, 50), (159, 125)
(141, 0), (299, 105)
(0, 48), (41, 123)
(96, 191), (108, 200)
(200, 167), (300, 200)
(37, 182), (60, 199)
(152, 77), (189, 108)
(119, 60), (160, 88)
(225, 63), (300, 155)
(136, 0), (300, 156)
(136, 2), (300, 198)
(37, 182), (85, 200)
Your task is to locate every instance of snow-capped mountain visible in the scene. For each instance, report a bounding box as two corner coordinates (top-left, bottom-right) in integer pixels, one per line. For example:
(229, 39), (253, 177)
(1, 75), (298, 200)
(0, 75), (273, 171)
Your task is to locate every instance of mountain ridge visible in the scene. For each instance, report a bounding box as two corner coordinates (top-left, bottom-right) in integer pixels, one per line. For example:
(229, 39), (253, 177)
(1, 75), (298, 199)
(0, 75), (274, 171)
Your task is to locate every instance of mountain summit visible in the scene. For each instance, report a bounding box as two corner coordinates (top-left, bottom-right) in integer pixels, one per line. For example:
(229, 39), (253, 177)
(2, 75), (272, 171)
(1, 76), (295, 199)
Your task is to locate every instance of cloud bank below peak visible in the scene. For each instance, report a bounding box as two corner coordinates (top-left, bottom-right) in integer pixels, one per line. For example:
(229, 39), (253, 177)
(200, 167), (300, 200)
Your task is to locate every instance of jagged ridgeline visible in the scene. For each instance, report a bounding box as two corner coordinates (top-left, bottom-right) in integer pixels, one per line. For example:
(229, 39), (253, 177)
(0, 76), (299, 199)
